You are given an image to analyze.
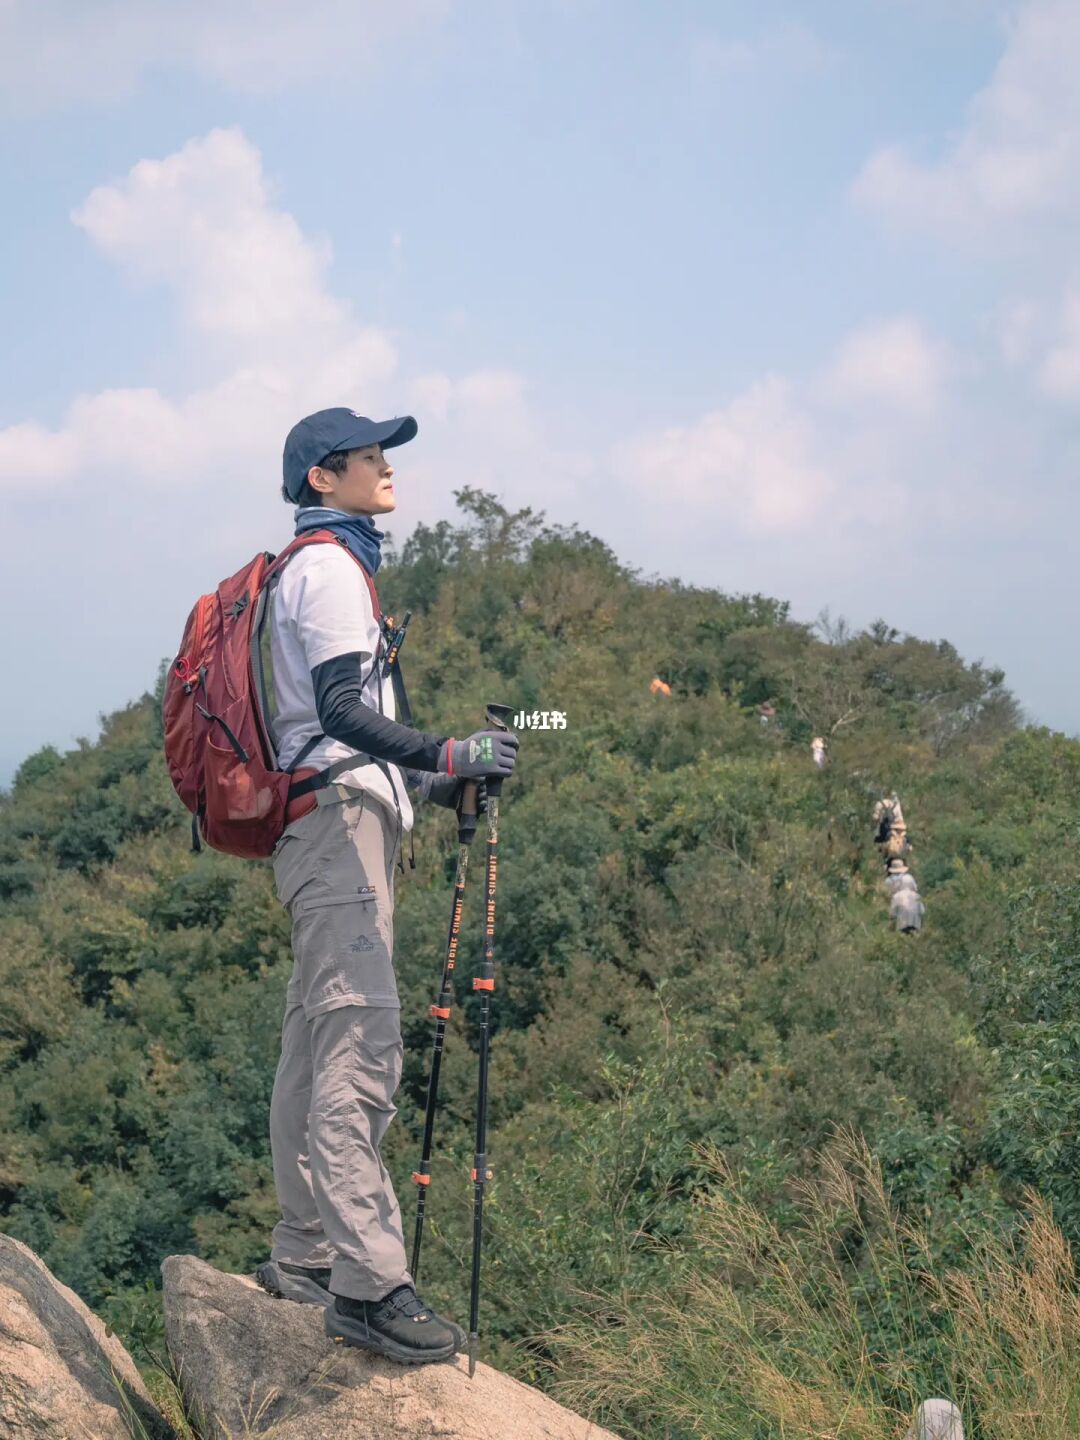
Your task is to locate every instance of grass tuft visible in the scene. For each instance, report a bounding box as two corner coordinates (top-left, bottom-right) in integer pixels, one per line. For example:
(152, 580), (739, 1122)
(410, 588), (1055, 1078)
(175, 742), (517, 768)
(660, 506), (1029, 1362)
(543, 1130), (1079, 1440)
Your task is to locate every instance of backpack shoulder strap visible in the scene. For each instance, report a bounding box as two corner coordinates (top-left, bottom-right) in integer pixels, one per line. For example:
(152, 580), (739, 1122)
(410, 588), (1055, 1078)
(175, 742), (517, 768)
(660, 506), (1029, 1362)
(387, 654), (414, 727)
(265, 531), (382, 620)
(269, 530), (393, 785)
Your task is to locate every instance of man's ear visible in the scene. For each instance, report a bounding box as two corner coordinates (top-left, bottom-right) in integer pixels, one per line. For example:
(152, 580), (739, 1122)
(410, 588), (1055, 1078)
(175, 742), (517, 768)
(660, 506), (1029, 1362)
(307, 465), (333, 495)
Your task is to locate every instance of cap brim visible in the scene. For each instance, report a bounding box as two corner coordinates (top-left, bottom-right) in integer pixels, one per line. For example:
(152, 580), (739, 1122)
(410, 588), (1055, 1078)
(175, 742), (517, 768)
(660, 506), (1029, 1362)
(338, 415), (418, 452)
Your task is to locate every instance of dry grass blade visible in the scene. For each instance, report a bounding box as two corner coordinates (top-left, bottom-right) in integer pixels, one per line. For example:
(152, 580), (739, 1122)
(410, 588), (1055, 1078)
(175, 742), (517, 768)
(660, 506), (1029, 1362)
(543, 1139), (1080, 1440)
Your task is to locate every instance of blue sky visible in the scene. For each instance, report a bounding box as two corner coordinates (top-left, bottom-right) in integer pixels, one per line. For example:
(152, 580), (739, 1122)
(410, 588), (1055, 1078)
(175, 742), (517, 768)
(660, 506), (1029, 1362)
(1, 0), (1077, 784)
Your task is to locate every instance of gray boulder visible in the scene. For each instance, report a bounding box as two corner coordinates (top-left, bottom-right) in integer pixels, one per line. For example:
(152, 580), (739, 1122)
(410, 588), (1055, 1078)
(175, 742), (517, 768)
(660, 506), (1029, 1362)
(161, 1253), (621, 1439)
(0, 1232), (173, 1439)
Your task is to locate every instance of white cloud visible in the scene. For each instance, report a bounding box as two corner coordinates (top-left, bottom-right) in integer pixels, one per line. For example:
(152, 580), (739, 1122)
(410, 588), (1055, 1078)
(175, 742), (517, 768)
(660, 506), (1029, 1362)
(994, 297), (1043, 367)
(1039, 285), (1080, 401)
(0, 0), (449, 107)
(984, 285), (1080, 404)
(410, 373), (456, 423)
(72, 129), (345, 351)
(819, 317), (951, 413)
(0, 129), (403, 496)
(0, 118), (968, 572)
(850, 2), (1080, 414)
(0, 363), (406, 497)
(0, 420), (79, 483)
(402, 368), (554, 513)
(0, 124), (550, 578)
(407, 369), (535, 449)
(614, 376), (834, 536)
(454, 370), (534, 441)
(853, 0), (1080, 235)
(609, 315), (966, 553)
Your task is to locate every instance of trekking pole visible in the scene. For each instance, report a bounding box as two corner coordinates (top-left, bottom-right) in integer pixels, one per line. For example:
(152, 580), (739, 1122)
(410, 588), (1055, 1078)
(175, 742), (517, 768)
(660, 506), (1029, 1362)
(410, 777), (481, 1284)
(468, 701), (515, 1378)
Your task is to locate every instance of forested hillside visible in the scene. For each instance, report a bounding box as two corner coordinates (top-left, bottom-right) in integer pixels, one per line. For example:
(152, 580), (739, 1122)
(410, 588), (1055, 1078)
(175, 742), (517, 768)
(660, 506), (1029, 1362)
(1, 491), (1077, 1438)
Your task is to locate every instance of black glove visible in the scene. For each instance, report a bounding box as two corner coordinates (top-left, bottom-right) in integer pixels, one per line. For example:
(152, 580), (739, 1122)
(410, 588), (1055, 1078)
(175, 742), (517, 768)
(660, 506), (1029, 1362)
(455, 777), (488, 822)
(405, 770), (488, 814)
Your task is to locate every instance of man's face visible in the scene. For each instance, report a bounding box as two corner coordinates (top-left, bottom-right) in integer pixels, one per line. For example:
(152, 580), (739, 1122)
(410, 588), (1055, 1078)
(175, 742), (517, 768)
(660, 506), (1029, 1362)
(307, 444), (397, 515)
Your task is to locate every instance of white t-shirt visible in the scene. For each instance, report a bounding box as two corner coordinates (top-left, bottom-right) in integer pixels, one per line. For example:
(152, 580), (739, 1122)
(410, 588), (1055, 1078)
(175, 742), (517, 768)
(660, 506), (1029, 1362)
(267, 542), (414, 832)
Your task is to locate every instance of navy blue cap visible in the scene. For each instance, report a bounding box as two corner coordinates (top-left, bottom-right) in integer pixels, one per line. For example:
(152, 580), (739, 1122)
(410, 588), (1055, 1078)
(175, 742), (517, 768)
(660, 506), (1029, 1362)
(282, 407), (418, 502)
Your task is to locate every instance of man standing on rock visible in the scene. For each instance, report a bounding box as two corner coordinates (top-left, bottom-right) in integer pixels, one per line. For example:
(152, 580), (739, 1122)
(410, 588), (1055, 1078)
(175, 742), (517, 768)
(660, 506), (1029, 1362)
(253, 407), (518, 1364)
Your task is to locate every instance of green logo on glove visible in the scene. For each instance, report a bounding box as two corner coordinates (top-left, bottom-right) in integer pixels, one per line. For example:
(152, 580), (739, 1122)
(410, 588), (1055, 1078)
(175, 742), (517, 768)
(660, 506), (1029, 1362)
(469, 737), (495, 764)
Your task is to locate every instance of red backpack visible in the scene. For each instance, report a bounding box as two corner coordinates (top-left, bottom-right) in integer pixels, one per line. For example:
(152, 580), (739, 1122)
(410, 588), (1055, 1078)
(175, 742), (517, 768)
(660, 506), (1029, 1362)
(162, 531), (385, 859)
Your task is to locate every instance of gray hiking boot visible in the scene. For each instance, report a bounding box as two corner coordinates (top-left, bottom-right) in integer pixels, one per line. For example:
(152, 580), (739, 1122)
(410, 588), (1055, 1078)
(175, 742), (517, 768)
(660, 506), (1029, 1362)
(254, 1259), (334, 1307)
(325, 1283), (465, 1364)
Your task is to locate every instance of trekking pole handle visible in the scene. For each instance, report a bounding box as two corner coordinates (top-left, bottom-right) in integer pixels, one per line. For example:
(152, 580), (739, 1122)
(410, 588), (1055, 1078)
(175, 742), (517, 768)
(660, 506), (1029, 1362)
(457, 779), (480, 845)
(483, 703), (516, 797)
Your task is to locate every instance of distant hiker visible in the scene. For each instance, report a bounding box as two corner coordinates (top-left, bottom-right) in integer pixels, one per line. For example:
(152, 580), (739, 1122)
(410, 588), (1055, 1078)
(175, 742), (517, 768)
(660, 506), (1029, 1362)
(873, 799), (925, 934)
(872, 793), (911, 861)
(891, 887), (925, 933)
(884, 858), (915, 891)
(252, 407), (518, 1364)
(649, 677), (672, 696)
(811, 736), (827, 769)
(887, 869), (926, 933)
(759, 701), (777, 728)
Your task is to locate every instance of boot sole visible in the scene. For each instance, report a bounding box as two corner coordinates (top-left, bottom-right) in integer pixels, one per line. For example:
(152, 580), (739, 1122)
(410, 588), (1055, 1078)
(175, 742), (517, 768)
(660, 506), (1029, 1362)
(254, 1261), (334, 1308)
(325, 1309), (460, 1365)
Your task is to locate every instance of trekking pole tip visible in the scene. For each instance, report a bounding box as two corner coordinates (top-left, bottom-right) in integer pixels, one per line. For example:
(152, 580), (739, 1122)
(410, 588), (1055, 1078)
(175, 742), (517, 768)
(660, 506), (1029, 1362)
(467, 1334), (478, 1377)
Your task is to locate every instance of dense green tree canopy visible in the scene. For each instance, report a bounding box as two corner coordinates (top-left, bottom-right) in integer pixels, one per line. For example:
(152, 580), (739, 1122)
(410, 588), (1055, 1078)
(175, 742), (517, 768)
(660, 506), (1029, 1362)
(0, 491), (1075, 1436)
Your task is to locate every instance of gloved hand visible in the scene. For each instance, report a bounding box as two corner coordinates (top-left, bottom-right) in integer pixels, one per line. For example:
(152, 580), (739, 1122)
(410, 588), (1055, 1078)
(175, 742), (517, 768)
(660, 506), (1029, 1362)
(451, 777), (488, 821)
(438, 729), (519, 779)
(405, 770), (488, 814)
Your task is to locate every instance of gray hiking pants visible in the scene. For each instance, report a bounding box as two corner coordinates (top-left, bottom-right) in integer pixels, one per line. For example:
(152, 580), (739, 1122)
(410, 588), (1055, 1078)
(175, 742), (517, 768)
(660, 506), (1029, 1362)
(268, 786), (413, 1301)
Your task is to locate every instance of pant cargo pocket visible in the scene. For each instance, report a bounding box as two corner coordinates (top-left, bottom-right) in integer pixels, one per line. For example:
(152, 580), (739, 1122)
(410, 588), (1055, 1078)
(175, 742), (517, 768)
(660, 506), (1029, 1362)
(292, 890), (397, 1013)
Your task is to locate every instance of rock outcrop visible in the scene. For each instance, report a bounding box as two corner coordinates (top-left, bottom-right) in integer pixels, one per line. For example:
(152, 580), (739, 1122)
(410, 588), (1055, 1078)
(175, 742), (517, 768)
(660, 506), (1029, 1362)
(162, 1253), (621, 1440)
(0, 1235), (619, 1439)
(0, 1233), (174, 1440)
